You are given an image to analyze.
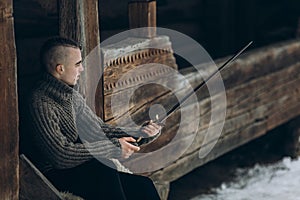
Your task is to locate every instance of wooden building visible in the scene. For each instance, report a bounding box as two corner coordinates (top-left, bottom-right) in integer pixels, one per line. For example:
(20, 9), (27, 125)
(1, 0), (300, 199)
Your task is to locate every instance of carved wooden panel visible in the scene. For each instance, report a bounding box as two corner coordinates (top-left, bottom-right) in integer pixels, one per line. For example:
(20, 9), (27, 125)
(101, 36), (178, 124)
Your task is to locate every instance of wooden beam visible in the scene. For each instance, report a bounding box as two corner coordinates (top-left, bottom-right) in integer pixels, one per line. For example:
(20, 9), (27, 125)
(58, 0), (103, 118)
(128, 0), (157, 38)
(19, 155), (63, 200)
(0, 0), (19, 199)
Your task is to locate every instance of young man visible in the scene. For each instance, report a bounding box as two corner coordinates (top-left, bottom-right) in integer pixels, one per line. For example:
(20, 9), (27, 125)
(24, 37), (162, 200)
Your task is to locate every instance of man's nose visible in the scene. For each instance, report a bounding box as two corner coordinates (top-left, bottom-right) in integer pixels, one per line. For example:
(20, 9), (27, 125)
(80, 64), (84, 72)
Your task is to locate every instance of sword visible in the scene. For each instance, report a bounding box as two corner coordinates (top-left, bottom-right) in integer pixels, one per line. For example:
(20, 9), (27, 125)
(137, 41), (253, 143)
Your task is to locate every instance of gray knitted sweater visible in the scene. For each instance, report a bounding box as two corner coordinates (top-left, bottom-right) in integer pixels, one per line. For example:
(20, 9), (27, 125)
(27, 73), (152, 172)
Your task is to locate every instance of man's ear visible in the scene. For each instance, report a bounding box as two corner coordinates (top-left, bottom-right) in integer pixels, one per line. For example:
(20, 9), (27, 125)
(55, 64), (64, 75)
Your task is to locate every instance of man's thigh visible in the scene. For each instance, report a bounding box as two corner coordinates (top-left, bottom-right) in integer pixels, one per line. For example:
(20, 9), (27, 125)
(46, 159), (126, 200)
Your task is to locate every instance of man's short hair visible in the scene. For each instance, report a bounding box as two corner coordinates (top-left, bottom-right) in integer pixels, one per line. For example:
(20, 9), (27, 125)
(40, 37), (81, 72)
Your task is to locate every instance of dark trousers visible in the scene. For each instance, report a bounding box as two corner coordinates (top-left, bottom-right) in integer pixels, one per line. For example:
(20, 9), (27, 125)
(45, 159), (160, 200)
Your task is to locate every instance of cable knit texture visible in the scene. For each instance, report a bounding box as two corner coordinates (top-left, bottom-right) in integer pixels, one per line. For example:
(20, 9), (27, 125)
(26, 73), (155, 173)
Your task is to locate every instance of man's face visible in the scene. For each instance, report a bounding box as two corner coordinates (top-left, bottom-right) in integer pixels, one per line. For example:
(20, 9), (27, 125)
(60, 47), (84, 86)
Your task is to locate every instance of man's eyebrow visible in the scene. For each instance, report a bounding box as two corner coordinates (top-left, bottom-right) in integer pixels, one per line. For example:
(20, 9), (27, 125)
(75, 60), (82, 65)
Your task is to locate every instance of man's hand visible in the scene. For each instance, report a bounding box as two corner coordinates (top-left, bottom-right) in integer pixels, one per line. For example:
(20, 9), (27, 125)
(119, 137), (140, 159)
(140, 120), (162, 137)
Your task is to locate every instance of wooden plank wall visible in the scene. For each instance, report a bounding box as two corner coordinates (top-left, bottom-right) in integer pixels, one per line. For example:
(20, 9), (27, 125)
(0, 0), (19, 199)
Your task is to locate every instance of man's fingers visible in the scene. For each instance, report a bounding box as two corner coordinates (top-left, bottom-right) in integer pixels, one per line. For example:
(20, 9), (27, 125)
(150, 124), (162, 131)
(141, 127), (153, 136)
(123, 149), (134, 158)
(122, 137), (140, 151)
(123, 137), (137, 142)
(119, 137), (140, 150)
(128, 143), (140, 152)
(141, 122), (162, 137)
(147, 121), (163, 130)
(119, 137), (141, 159)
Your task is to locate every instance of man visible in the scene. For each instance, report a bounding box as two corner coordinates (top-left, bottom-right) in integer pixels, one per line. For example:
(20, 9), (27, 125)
(24, 37), (162, 200)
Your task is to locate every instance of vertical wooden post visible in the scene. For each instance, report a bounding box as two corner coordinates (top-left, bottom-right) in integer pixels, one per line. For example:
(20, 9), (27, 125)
(154, 181), (170, 200)
(58, 0), (103, 118)
(128, 0), (157, 38)
(0, 0), (19, 199)
(284, 117), (300, 158)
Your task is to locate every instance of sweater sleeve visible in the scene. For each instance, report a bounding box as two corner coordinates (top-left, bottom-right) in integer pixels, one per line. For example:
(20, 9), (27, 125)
(73, 91), (160, 146)
(101, 122), (161, 146)
(29, 99), (121, 170)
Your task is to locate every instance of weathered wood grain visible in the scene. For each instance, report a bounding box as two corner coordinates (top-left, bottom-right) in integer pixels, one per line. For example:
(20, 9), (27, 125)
(105, 72), (185, 124)
(0, 0), (19, 199)
(108, 52), (300, 158)
(221, 40), (300, 89)
(123, 87), (300, 173)
(146, 41), (300, 197)
(186, 78), (300, 157)
(101, 36), (178, 122)
(150, 119), (268, 183)
(128, 0), (157, 38)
